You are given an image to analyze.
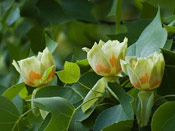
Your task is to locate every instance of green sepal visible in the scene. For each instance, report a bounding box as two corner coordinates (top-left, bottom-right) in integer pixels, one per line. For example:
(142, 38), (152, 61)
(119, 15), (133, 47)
(135, 90), (155, 127)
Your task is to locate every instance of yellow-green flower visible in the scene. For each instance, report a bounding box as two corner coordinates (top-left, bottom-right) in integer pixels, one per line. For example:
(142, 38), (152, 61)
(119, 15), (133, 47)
(83, 38), (128, 76)
(12, 47), (56, 87)
(120, 52), (165, 90)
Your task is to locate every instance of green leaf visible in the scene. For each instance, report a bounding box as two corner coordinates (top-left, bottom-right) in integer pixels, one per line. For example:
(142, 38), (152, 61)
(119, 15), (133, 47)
(103, 120), (133, 131)
(73, 105), (96, 122)
(32, 97), (75, 131)
(0, 0), (14, 20)
(45, 34), (58, 53)
(94, 104), (133, 131)
(108, 20), (150, 46)
(145, 0), (175, 10)
(152, 101), (175, 131)
(82, 78), (105, 113)
(36, 86), (83, 105)
(60, 0), (96, 22)
(163, 39), (173, 50)
(0, 96), (20, 131)
(133, 8), (167, 57)
(158, 49), (175, 95)
(56, 61), (80, 84)
(40, 65), (55, 83)
(136, 90), (154, 127)
(76, 59), (90, 74)
(5, 5), (20, 25)
(107, 83), (134, 119)
(164, 24), (175, 33)
(2, 83), (26, 100)
(27, 26), (45, 54)
(108, 0), (122, 32)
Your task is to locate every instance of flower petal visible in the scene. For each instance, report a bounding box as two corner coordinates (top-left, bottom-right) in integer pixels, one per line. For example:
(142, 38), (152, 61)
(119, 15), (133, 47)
(40, 47), (56, 71)
(87, 43), (111, 76)
(101, 38), (127, 74)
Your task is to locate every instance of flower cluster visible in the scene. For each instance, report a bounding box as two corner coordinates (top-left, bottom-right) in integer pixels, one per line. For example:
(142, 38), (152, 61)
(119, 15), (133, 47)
(83, 38), (165, 90)
(13, 38), (165, 90)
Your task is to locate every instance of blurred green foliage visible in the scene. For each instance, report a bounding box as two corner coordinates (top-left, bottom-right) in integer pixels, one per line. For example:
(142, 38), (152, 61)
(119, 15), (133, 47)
(1, 0), (175, 130)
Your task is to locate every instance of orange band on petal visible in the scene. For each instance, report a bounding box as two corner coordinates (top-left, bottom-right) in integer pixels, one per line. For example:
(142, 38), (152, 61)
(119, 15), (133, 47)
(95, 64), (110, 74)
(109, 56), (117, 67)
(24, 80), (34, 86)
(131, 81), (141, 88)
(29, 70), (42, 81)
(116, 66), (122, 74)
(47, 70), (55, 80)
(150, 80), (161, 88)
(140, 73), (149, 84)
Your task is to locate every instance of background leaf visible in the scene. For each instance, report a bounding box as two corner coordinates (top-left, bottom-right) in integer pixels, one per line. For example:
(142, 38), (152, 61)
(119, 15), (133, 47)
(94, 104), (133, 131)
(152, 101), (175, 131)
(0, 96), (20, 131)
(32, 97), (75, 131)
(56, 61), (80, 84)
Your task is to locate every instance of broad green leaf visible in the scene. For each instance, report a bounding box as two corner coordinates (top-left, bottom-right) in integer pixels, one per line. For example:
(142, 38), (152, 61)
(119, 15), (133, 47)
(73, 103), (96, 122)
(94, 104), (133, 131)
(39, 113), (51, 131)
(0, 0), (14, 20)
(0, 96), (20, 131)
(92, 0), (113, 20)
(140, 3), (157, 19)
(136, 90), (154, 127)
(164, 24), (175, 33)
(163, 39), (173, 50)
(15, 18), (34, 37)
(152, 101), (175, 131)
(45, 34), (58, 53)
(76, 59), (90, 73)
(135, 8), (167, 57)
(144, 0), (175, 10)
(56, 61), (80, 84)
(60, 0), (96, 22)
(158, 49), (175, 95)
(82, 78), (105, 113)
(36, 86), (83, 105)
(31, 97), (75, 131)
(19, 86), (28, 99)
(40, 65), (55, 83)
(2, 83), (26, 100)
(5, 5), (20, 25)
(107, 83), (134, 119)
(103, 120), (133, 131)
(127, 43), (136, 56)
(108, 20), (150, 46)
(27, 26), (45, 54)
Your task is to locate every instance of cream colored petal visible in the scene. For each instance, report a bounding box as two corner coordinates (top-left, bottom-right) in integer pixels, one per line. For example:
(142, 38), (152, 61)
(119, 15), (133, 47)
(40, 47), (56, 71)
(12, 60), (22, 74)
(120, 59), (128, 74)
(87, 43), (111, 76)
(82, 47), (90, 53)
(37, 52), (43, 61)
(18, 56), (42, 82)
(149, 52), (165, 89)
(98, 40), (105, 48)
(101, 38), (127, 74)
(126, 64), (142, 89)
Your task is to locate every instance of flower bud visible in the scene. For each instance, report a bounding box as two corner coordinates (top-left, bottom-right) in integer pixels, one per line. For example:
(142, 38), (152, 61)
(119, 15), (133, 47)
(12, 47), (56, 87)
(120, 52), (165, 90)
(83, 38), (128, 76)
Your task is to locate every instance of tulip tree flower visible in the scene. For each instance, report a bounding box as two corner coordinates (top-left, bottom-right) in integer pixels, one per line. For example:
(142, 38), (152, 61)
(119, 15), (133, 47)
(120, 52), (165, 90)
(83, 38), (128, 77)
(12, 47), (56, 87)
